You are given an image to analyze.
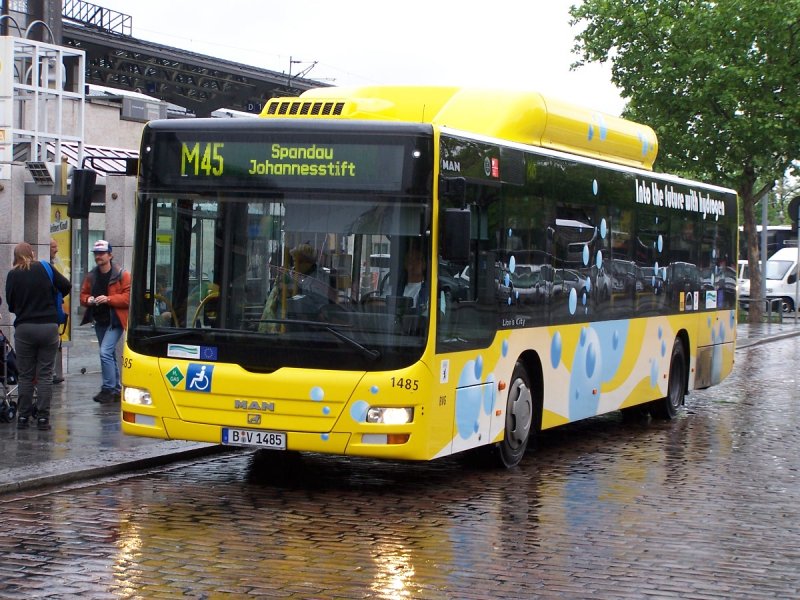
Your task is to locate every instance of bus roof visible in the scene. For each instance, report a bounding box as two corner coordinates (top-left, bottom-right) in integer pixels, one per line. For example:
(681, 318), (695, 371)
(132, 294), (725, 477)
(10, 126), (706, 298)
(261, 86), (658, 171)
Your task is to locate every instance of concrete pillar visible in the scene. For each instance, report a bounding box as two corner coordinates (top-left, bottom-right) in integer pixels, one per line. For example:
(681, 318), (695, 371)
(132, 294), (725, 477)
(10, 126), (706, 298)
(0, 165), (28, 335)
(104, 175), (136, 271)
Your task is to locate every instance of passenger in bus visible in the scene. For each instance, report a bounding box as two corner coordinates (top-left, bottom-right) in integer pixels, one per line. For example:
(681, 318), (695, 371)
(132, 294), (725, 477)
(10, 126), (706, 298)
(258, 243), (329, 332)
(402, 243), (427, 313)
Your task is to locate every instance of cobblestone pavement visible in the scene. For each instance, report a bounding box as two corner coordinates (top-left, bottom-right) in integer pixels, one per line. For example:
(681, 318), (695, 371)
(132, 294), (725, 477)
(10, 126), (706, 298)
(0, 332), (799, 598)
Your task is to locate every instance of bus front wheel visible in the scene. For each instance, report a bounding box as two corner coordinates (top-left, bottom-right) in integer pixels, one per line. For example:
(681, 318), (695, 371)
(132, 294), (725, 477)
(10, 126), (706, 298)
(496, 362), (534, 468)
(651, 339), (686, 420)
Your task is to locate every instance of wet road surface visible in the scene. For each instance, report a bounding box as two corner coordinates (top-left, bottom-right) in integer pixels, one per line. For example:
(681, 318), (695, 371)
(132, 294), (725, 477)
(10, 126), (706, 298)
(0, 336), (799, 598)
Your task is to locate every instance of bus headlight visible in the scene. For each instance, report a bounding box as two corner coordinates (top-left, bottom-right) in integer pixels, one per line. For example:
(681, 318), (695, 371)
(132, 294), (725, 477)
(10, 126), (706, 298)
(123, 386), (152, 406)
(366, 407), (413, 425)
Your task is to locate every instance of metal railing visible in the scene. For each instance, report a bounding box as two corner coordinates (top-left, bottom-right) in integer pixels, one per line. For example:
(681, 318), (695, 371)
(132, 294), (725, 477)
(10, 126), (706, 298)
(765, 298), (784, 323)
(62, 0), (132, 36)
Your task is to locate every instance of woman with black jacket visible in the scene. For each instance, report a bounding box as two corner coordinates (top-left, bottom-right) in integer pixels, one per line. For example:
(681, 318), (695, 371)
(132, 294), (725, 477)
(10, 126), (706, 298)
(5, 242), (70, 430)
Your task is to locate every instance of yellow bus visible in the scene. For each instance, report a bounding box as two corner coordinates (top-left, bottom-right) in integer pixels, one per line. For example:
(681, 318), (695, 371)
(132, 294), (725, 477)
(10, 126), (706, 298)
(121, 86), (738, 467)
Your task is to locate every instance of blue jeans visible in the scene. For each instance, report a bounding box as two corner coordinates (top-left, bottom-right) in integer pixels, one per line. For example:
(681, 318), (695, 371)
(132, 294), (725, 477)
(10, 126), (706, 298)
(94, 323), (124, 392)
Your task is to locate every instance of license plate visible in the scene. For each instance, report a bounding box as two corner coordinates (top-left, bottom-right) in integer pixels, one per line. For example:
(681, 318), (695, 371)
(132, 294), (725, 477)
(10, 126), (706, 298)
(221, 428), (286, 449)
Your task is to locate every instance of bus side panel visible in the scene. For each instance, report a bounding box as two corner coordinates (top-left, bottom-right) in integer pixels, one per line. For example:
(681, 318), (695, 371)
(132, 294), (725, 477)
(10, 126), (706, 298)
(427, 310), (737, 458)
(693, 309), (737, 388)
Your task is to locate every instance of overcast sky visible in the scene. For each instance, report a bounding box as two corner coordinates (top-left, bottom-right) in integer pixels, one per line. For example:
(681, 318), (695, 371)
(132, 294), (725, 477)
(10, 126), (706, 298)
(91, 0), (625, 115)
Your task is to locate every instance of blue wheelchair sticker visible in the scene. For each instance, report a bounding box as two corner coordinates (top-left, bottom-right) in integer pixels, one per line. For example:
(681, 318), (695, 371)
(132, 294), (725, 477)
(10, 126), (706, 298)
(186, 363), (214, 393)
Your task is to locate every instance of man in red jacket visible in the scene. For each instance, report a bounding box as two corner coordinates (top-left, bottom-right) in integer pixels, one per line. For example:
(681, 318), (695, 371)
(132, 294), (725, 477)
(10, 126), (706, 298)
(80, 240), (130, 403)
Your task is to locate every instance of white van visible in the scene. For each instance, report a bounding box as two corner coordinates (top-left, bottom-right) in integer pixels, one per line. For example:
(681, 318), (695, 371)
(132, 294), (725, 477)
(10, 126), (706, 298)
(739, 247), (800, 312)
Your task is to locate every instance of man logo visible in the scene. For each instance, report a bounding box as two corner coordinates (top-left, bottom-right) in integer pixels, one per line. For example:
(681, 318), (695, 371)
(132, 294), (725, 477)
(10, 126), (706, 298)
(247, 414), (261, 425)
(234, 400), (275, 412)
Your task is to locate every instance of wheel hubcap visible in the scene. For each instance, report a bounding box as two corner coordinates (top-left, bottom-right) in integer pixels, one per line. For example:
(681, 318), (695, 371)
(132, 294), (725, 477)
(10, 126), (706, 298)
(506, 378), (533, 449)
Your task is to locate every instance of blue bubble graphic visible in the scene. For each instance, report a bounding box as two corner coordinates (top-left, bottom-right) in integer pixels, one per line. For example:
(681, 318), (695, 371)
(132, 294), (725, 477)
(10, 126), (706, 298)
(650, 359), (659, 387)
(310, 386), (324, 401)
(551, 331), (562, 368)
(661, 340), (666, 356)
(586, 278), (592, 292)
(370, 385), (379, 395)
(586, 343), (597, 378)
(474, 355), (483, 379)
(568, 327), (603, 420)
(600, 218), (607, 239)
(658, 326), (663, 339)
(596, 250), (603, 269)
(657, 235), (663, 253)
(582, 292), (587, 306)
(455, 384), (483, 440)
(569, 288), (578, 314)
(509, 255), (516, 272)
(508, 228), (513, 237)
(588, 124), (595, 141)
(583, 245), (590, 266)
(350, 400), (369, 422)
(502, 339), (509, 357)
(593, 321), (630, 383)
(593, 180), (599, 195)
(321, 433), (329, 441)
(580, 327), (587, 346)
(504, 273), (510, 287)
(323, 406), (331, 415)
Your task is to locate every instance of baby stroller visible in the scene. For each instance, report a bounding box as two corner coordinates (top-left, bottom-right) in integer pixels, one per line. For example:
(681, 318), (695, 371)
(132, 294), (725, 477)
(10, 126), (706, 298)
(0, 328), (18, 422)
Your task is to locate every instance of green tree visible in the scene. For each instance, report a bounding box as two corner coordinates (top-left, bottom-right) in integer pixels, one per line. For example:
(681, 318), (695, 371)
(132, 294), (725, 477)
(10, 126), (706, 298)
(570, 0), (800, 322)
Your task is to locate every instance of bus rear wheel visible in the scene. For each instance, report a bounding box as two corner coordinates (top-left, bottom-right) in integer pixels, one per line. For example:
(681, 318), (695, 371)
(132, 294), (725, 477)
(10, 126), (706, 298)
(496, 362), (534, 468)
(650, 339), (686, 420)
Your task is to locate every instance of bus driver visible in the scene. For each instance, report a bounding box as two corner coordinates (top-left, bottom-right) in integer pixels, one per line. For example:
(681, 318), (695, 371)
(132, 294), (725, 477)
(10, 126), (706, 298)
(258, 243), (328, 332)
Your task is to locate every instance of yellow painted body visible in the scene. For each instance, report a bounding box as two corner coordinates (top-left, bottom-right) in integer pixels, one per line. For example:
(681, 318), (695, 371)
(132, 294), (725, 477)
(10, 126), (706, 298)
(262, 86), (658, 170)
(123, 309), (736, 460)
(123, 86), (734, 461)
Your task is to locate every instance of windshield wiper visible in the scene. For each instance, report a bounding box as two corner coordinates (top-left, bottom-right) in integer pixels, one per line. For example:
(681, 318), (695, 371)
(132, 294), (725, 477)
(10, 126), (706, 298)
(258, 318), (381, 361)
(133, 329), (200, 343)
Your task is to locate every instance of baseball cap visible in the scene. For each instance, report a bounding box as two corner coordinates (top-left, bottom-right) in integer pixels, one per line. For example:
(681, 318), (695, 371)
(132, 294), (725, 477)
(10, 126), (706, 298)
(92, 239), (111, 253)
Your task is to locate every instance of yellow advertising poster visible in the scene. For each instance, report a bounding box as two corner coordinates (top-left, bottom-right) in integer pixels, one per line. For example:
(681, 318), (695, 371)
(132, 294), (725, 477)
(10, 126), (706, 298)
(50, 204), (71, 342)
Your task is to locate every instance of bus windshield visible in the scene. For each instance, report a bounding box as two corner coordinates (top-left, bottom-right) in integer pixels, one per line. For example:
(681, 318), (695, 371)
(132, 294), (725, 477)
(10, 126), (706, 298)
(129, 191), (432, 371)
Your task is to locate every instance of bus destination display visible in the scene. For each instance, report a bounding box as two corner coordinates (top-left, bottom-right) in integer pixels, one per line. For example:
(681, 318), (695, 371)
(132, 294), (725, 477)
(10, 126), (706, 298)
(148, 136), (408, 192)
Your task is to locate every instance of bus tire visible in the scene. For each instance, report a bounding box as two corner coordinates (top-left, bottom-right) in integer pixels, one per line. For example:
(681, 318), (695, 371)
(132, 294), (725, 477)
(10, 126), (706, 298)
(651, 339), (686, 420)
(496, 361), (535, 468)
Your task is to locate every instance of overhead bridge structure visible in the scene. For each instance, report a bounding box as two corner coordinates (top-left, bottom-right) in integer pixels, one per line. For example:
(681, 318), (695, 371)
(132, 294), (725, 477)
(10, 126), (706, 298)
(60, 1), (326, 116)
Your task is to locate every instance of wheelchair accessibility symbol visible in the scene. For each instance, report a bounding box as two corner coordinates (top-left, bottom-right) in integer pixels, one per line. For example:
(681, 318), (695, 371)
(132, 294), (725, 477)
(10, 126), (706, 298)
(186, 363), (214, 393)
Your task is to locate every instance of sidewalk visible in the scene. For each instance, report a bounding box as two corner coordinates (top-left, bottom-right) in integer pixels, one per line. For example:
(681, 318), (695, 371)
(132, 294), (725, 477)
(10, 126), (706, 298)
(735, 317), (800, 348)
(1, 320), (799, 495)
(0, 326), (223, 495)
